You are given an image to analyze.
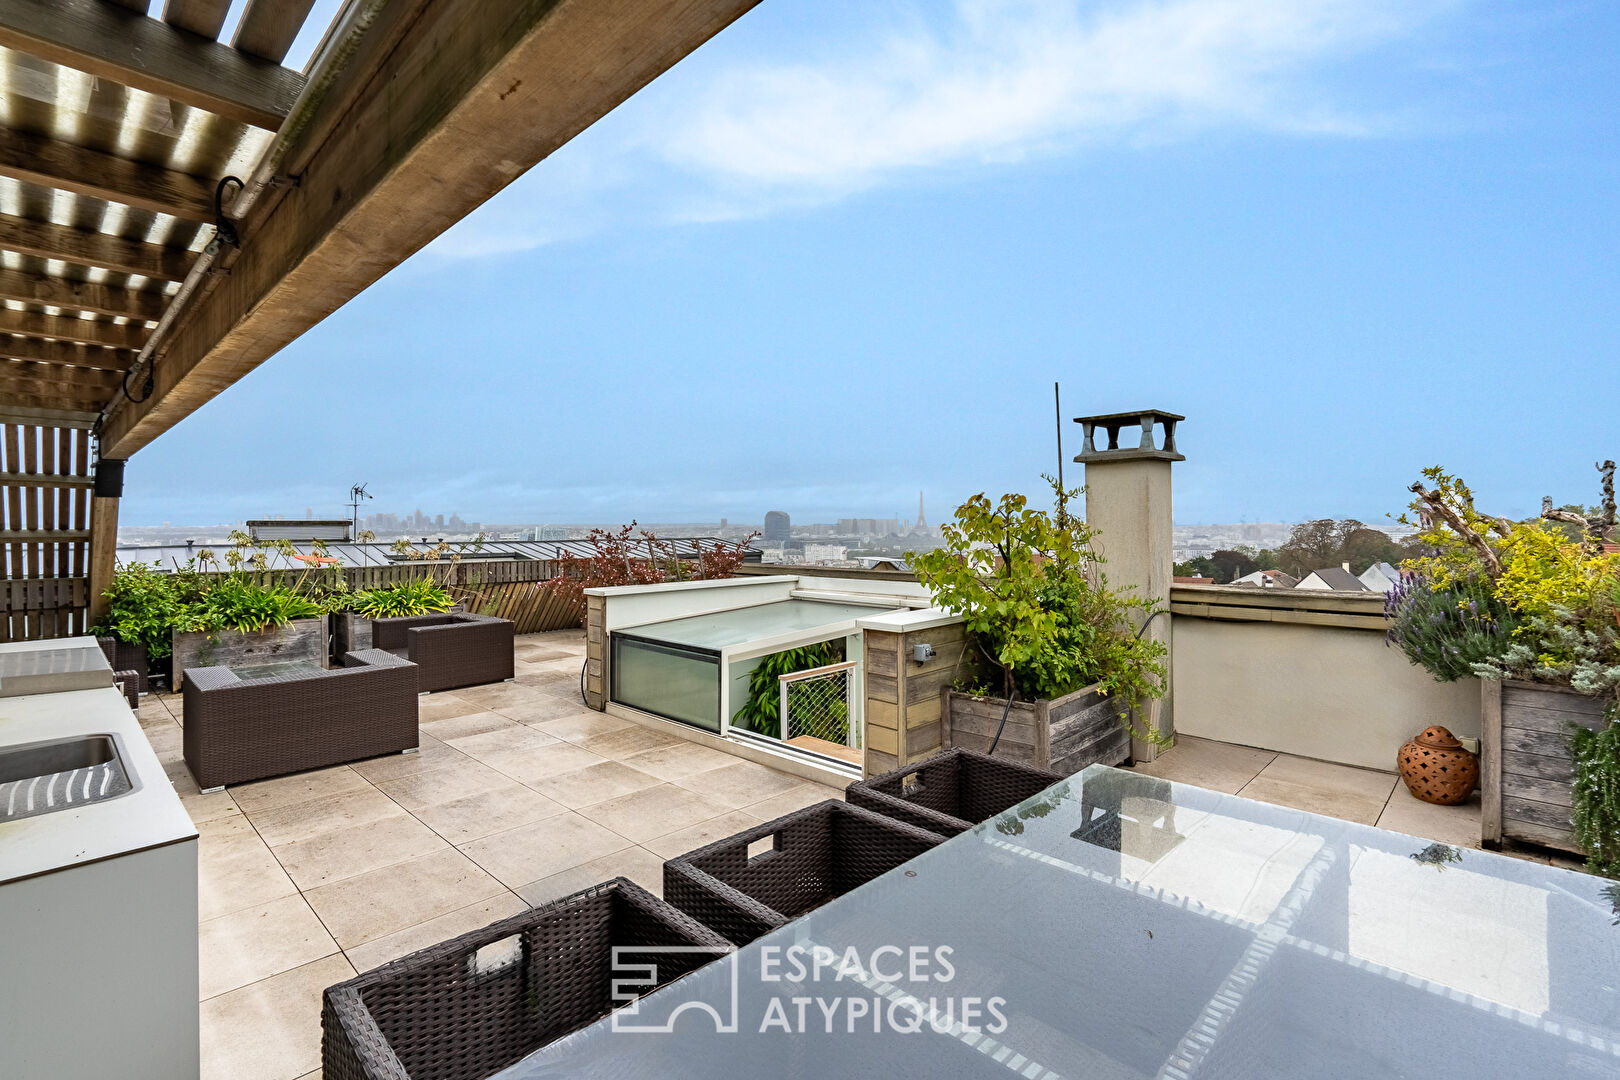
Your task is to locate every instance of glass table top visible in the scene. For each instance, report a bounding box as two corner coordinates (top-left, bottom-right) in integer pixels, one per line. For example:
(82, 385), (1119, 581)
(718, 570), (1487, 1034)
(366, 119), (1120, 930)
(494, 765), (1620, 1080)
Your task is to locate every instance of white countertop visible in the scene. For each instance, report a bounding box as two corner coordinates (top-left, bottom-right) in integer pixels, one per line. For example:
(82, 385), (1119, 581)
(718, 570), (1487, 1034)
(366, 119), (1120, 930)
(0, 684), (197, 886)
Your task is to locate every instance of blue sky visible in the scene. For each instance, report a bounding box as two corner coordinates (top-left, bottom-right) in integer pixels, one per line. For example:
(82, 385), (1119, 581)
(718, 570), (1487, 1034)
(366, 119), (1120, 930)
(125, 0), (1620, 530)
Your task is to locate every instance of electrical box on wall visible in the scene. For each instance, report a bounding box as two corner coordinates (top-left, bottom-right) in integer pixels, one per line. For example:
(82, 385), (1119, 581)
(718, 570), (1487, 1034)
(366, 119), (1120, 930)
(912, 643), (934, 664)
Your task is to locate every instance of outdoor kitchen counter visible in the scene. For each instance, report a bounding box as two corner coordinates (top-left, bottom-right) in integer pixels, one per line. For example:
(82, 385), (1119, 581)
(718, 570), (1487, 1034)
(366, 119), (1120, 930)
(0, 683), (196, 886)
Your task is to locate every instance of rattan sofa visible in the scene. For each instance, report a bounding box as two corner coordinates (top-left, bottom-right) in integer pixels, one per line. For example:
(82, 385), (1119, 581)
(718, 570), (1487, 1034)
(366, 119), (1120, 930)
(322, 877), (730, 1080)
(182, 649), (418, 790)
(664, 800), (945, 946)
(372, 612), (514, 693)
(846, 747), (1063, 838)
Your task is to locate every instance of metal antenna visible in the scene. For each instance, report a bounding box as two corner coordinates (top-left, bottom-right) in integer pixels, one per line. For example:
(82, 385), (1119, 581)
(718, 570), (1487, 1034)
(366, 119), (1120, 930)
(348, 482), (373, 538)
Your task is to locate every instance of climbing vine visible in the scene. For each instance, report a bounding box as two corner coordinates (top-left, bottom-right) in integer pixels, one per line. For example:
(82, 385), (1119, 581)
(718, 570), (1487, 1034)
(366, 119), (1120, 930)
(1572, 703), (1620, 879)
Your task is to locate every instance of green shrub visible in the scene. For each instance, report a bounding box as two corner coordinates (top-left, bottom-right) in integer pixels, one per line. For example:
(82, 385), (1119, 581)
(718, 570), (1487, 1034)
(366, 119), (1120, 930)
(180, 579), (324, 634)
(349, 579), (454, 619)
(733, 642), (842, 740)
(1572, 704), (1620, 879)
(91, 563), (187, 659)
(1384, 572), (1518, 682)
(911, 477), (1166, 713)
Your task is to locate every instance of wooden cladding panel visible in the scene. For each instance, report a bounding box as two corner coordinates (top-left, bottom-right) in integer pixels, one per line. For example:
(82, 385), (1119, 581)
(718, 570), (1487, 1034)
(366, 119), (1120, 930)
(1, 421), (93, 639)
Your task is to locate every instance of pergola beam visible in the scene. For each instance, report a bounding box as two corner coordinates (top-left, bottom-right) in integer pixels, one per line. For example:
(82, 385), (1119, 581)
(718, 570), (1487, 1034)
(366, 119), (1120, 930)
(0, 364), (120, 396)
(0, 127), (218, 223)
(100, 0), (763, 457)
(232, 0), (318, 65)
(0, 269), (169, 322)
(0, 335), (134, 373)
(0, 0), (305, 130)
(0, 310), (149, 351)
(161, 0), (232, 42)
(0, 213), (194, 281)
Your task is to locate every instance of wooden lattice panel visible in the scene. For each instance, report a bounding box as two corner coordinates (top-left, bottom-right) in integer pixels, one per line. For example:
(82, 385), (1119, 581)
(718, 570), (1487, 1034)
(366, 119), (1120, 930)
(0, 420), (93, 640)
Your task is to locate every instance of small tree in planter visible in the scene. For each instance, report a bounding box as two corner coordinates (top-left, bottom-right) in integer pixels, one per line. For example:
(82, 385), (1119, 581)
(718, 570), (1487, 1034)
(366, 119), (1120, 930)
(91, 562), (191, 684)
(911, 478), (1166, 772)
(544, 523), (761, 627)
(1398, 462), (1620, 866)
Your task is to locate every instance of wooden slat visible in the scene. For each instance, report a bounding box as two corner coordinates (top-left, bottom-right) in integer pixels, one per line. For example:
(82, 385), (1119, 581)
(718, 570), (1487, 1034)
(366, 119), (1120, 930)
(232, 0), (319, 65)
(3, 426), (19, 580)
(0, 268), (169, 322)
(161, 0), (232, 41)
(100, 0), (764, 455)
(1169, 600), (1388, 632)
(0, 309), (149, 350)
(0, 471), (95, 489)
(0, 0), (305, 130)
(0, 337), (134, 372)
(0, 406), (98, 428)
(0, 529), (93, 542)
(0, 369), (122, 397)
(0, 213), (193, 280)
(39, 428), (55, 580)
(0, 387), (111, 415)
(1480, 679), (1502, 847)
(0, 127), (216, 222)
(21, 426), (38, 580)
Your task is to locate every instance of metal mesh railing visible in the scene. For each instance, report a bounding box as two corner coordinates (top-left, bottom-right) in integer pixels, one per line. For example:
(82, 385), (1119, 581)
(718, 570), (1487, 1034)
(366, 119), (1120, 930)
(779, 661), (861, 751)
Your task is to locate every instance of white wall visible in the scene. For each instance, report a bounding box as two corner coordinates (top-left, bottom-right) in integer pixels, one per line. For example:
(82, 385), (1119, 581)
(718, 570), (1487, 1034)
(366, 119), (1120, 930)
(1173, 615), (1480, 771)
(590, 576), (799, 633)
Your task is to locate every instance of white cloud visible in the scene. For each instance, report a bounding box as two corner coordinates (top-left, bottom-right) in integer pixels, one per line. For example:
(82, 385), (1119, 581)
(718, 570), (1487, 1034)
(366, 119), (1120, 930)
(430, 0), (1460, 257)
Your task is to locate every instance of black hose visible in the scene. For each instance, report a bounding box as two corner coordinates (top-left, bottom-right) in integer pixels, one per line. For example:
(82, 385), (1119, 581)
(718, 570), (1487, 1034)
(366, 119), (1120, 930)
(986, 685), (1017, 756)
(579, 657), (589, 706)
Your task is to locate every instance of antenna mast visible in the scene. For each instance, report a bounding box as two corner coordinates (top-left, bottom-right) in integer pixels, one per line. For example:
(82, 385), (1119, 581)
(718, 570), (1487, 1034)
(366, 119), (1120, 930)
(348, 483), (373, 538)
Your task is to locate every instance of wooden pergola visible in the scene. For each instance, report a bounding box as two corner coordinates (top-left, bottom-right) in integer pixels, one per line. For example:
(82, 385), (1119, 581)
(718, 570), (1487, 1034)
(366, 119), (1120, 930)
(0, 0), (758, 638)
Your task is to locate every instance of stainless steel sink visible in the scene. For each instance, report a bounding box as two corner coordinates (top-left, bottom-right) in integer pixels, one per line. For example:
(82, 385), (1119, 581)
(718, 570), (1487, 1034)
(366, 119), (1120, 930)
(0, 735), (132, 822)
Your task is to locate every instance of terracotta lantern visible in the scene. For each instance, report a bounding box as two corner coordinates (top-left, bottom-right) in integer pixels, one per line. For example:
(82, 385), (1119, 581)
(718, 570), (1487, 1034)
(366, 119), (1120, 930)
(1397, 726), (1479, 806)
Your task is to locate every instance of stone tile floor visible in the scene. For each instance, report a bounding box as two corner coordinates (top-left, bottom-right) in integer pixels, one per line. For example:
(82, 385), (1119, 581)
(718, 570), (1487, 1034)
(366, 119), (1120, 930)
(138, 629), (842, 1080)
(1128, 734), (1585, 870)
(136, 632), (1584, 1080)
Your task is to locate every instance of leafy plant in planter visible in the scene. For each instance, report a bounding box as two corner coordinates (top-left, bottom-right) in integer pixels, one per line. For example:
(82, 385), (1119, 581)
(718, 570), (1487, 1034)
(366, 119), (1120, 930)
(178, 579), (325, 634)
(733, 641), (843, 740)
(1385, 572), (1518, 682)
(91, 562), (188, 659)
(1573, 703), (1620, 878)
(544, 523), (762, 626)
(911, 476), (1166, 731)
(349, 578), (454, 619)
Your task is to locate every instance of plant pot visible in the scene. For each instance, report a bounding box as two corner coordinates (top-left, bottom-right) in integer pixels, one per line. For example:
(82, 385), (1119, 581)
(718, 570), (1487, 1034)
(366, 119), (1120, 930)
(331, 610), (374, 661)
(171, 615), (329, 690)
(944, 683), (1130, 775)
(1397, 726), (1478, 805)
(1482, 679), (1609, 854)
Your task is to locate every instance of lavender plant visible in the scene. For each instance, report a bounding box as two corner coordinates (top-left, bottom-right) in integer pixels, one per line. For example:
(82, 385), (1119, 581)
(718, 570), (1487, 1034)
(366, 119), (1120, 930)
(1385, 572), (1517, 683)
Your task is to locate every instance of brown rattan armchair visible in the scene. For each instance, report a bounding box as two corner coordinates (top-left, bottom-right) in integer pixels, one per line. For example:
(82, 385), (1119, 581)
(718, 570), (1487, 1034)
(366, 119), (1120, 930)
(372, 613), (514, 693)
(96, 636), (147, 704)
(322, 877), (731, 1080)
(846, 747), (1063, 838)
(182, 649), (418, 791)
(663, 799), (945, 946)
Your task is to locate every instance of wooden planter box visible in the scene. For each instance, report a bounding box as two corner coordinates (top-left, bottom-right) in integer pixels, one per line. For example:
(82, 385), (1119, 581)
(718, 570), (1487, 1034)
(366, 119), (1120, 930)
(331, 611), (373, 659)
(172, 615), (328, 690)
(944, 683), (1130, 775)
(1482, 679), (1609, 854)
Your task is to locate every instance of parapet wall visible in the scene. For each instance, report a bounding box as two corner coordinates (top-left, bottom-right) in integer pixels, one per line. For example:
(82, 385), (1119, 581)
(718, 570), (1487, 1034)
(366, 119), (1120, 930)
(1169, 585), (1479, 771)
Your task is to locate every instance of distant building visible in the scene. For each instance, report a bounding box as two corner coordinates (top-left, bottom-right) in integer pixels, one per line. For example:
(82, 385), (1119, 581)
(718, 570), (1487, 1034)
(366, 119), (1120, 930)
(1173, 576), (1215, 586)
(1296, 565), (1369, 592)
(1358, 562), (1402, 593)
(1231, 569), (1300, 589)
(801, 543), (847, 565)
(858, 557), (908, 573)
(763, 510), (791, 545)
(247, 519), (351, 542)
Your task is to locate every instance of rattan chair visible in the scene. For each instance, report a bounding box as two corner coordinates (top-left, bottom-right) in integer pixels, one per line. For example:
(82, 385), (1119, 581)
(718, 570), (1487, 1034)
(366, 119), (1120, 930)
(372, 612), (514, 693)
(96, 636), (147, 702)
(663, 800), (945, 946)
(846, 747), (1063, 838)
(182, 649), (418, 790)
(322, 877), (730, 1080)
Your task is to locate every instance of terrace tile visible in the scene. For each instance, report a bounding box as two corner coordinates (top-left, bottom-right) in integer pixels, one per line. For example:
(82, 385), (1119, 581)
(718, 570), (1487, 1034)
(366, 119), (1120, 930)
(675, 760), (810, 809)
(198, 894), (338, 1000)
(525, 760), (664, 809)
(199, 953), (354, 1080)
(642, 810), (767, 860)
(230, 766), (371, 816)
(577, 724), (684, 759)
(459, 813), (632, 889)
(246, 786), (404, 847)
(197, 813), (299, 921)
(302, 847), (507, 949)
(373, 758), (519, 811)
(491, 694), (599, 725)
(416, 692), (483, 723)
(443, 724), (560, 761)
(478, 740), (607, 784)
(410, 783), (569, 844)
(576, 784), (735, 843)
(1375, 785), (1481, 849)
(181, 788), (241, 825)
(419, 709), (522, 741)
(516, 845), (670, 906)
(618, 740), (741, 781)
(531, 710), (634, 743)
(347, 739), (468, 784)
(743, 782), (847, 820)
(454, 681), (560, 713)
(270, 813), (448, 890)
(344, 891), (529, 975)
(1130, 735), (1276, 794)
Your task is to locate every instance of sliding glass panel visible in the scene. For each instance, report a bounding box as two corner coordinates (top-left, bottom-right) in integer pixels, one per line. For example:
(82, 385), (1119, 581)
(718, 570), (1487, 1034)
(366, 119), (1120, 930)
(611, 635), (721, 732)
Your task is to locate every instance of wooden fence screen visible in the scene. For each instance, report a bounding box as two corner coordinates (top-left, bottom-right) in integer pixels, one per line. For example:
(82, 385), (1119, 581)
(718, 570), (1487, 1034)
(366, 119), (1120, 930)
(0, 422), (93, 641)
